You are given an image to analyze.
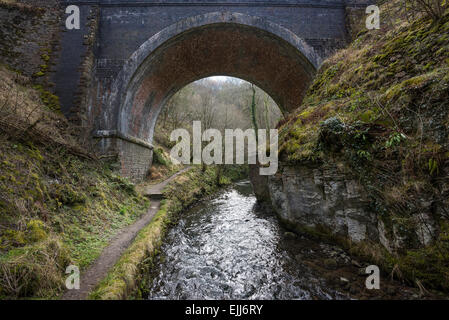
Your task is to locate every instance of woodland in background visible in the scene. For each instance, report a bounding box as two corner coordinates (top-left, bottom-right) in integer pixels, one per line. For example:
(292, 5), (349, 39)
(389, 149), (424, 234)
(155, 78), (283, 149)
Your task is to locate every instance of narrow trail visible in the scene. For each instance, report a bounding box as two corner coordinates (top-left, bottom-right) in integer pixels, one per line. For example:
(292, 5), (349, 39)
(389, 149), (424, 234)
(143, 166), (192, 198)
(62, 167), (192, 300)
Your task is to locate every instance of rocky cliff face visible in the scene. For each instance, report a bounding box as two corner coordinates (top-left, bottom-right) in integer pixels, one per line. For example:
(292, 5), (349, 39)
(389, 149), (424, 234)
(267, 163), (374, 243)
(258, 161), (440, 253)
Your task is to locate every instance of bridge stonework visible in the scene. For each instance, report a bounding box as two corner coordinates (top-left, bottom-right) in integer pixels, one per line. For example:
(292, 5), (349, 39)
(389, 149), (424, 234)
(53, 0), (373, 181)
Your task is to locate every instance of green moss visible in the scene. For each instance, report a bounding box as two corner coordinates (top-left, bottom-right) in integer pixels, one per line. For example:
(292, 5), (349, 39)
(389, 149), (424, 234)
(32, 85), (61, 112)
(0, 237), (71, 299)
(358, 110), (376, 123)
(33, 71), (45, 77)
(26, 219), (47, 243)
(41, 54), (50, 62)
(390, 221), (449, 290)
(51, 184), (87, 206)
(152, 147), (168, 166)
(0, 229), (26, 249)
(110, 174), (137, 196)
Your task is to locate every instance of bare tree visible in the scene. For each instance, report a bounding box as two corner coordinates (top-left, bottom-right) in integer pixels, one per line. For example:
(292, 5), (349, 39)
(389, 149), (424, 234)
(249, 84), (258, 143)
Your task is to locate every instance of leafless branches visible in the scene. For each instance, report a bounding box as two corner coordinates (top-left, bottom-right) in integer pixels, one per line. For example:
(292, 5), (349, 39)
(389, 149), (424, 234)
(0, 263), (30, 299)
(403, 0), (447, 21)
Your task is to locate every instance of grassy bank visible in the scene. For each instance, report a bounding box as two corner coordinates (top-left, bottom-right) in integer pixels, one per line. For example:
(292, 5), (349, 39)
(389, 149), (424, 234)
(0, 66), (150, 299)
(89, 165), (248, 300)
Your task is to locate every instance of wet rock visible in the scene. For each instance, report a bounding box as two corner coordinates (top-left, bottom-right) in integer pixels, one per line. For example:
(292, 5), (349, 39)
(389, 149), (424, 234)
(323, 258), (338, 270)
(284, 231), (297, 240)
(358, 267), (367, 276)
(351, 259), (362, 268)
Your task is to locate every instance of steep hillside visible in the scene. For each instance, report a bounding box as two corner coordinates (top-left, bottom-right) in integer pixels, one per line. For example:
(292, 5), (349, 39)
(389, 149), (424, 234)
(273, 8), (449, 291)
(0, 66), (149, 299)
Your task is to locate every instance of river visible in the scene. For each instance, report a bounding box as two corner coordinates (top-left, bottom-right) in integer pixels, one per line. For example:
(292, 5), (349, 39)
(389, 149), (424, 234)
(146, 180), (355, 300)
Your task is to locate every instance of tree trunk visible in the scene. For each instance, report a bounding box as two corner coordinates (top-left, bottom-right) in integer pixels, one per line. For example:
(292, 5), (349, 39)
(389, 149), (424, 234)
(250, 84), (258, 143)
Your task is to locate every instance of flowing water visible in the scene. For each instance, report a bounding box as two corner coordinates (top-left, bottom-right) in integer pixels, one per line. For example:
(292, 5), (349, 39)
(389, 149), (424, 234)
(147, 180), (347, 300)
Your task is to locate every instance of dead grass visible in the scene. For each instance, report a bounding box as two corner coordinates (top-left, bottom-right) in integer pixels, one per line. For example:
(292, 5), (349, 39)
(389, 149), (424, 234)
(0, 66), (95, 160)
(0, 236), (71, 298)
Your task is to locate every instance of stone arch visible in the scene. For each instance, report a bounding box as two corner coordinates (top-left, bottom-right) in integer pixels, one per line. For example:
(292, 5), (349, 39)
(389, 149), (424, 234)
(107, 12), (321, 142)
(102, 11), (321, 180)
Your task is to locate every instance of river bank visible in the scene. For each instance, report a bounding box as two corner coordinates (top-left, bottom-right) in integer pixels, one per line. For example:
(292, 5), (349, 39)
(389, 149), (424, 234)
(142, 180), (443, 300)
(62, 167), (194, 299)
(255, 7), (449, 293)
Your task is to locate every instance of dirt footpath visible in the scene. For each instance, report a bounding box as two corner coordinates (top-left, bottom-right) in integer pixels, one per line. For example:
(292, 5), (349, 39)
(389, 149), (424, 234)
(62, 167), (192, 300)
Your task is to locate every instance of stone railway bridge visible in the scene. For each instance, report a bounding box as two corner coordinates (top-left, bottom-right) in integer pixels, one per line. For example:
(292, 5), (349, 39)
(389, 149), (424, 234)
(54, 0), (372, 181)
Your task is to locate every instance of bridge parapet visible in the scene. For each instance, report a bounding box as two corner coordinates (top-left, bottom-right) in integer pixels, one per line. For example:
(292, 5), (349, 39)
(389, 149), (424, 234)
(59, 0), (370, 6)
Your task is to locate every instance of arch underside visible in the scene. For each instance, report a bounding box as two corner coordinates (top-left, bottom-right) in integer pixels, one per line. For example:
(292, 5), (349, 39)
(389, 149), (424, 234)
(114, 14), (319, 144)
